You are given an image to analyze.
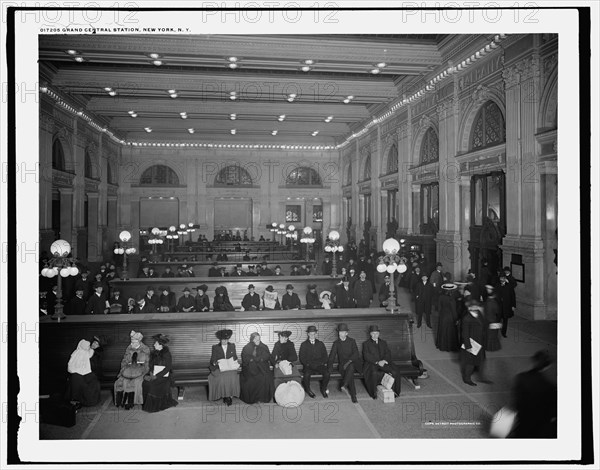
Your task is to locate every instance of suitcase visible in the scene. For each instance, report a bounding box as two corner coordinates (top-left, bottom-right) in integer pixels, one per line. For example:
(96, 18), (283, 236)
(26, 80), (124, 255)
(40, 395), (77, 428)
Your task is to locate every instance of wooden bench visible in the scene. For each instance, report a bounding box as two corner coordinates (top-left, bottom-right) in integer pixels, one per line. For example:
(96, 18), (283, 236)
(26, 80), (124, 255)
(177, 241), (281, 251)
(146, 261), (314, 278)
(109, 276), (337, 311)
(39, 309), (423, 398)
(161, 250), (296, 262)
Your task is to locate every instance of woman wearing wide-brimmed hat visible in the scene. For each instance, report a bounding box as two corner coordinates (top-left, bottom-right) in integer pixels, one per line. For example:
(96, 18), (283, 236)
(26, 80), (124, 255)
(142, 334), (178, 412)
(208, 329), (240, 406)
(271, 331), (301, 389)
(114, 330), (150, 409)
(435, 284), (460, 352)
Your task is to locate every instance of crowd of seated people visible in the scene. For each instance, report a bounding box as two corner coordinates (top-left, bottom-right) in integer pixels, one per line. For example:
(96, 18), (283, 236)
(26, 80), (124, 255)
(135, 261), (315, 278)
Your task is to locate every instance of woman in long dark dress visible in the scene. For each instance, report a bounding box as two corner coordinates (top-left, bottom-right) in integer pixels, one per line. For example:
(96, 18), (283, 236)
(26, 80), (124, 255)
(142, 334), (178, 412)
(67, 339), (101, 407)
(240, 332), (274, 404)
(208, 329), (240, 406)
(271, 331), (301, 389)
(435, 284), (460, 352)
(483, 285), (502, 351)
(213, 286), (235, 312)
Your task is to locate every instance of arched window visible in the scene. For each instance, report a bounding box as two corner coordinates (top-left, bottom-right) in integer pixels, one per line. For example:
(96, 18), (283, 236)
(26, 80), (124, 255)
(363, 153), (371, 180)
(470, 100), (505, 150)
(107, 161), (113, 184)
(387, 144), (398, 174)
(84, 150), (93, 178)
(52, 139), (65, 171)
(419, 128), (439, 165)
(139, 165), (180, 186)
(286, 167), (322, 186)
(215, 165), (253, 186)
(345, 164), (352, 186)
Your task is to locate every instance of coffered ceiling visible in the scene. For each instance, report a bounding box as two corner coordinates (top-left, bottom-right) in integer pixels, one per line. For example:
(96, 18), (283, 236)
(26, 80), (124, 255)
(39, 34), (447, 145)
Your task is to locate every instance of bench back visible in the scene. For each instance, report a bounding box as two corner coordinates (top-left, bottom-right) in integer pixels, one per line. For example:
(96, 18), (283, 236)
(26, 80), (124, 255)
(161, 250), (295, 261)
(39, 310), (420, 392)
(147, 261), (309, 278)
(110, 276), (336, 309)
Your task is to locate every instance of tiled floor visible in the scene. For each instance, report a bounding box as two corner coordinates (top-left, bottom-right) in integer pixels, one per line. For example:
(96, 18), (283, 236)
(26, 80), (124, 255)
(40, 290), (557, 440)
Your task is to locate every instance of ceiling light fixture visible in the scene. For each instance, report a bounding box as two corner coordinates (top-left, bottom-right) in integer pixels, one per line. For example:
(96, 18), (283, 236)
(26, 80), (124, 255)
(152, 60), (163, 66)
(229, 63), (238, 69)
(377, 62), (387, 68)
(170, 93), (178, 98)
(278, 115), (286, 121)
(144, 127), (152, 133)
(230, 114), (237, 120)
(168, 89), (176, 94)
(370, 68), (380, 74)
(301, 66), (311, 72)
(272, 130), (278, 136)
(131, 113), (138, 118)
(188, 128), (195, 134)
(180, 112), (187, 119)
(343, 99), (350, 104)
(230, 129), (236, 135)
(108, 90), (117, 96)
(228, 57), (238, 62)
(66, 49), (78, 55)
(149, 53), (160, 59)
(303, 59), (314, 65)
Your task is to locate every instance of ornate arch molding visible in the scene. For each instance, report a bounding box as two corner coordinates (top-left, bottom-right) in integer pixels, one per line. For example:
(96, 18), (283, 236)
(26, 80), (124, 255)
(84, 142), (100, 179)
(135, 160), (185, 186)
(412, 116), (439, 165)
(538, 70), (557, 130)
(458, 88), (506, 154)
(52, 128), (74, 171)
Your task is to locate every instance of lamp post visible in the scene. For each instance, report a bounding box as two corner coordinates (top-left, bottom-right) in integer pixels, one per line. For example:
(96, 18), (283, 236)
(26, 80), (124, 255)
(324, 230), (344, 277)
(166, 225), (178, 252)
(187, 222), (196, 243)
(300, 226), (315, 261)
(41, 240), (79, 321)
(376, 238), (408, 314)
(114, 230), (137, 280)
(270, 222), (277, 242)
(178, 223), (187, 247)
(285, 224), (296, 251)
(278, 223), (286, 245)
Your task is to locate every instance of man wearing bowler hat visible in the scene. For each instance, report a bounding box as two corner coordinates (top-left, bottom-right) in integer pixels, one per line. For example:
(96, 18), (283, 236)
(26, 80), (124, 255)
(242, 284), (261, 311)
(156, 286), (176, 313)
(176, 287), (196, 312)
(299, 326), (330, 398)
(194, 284), (210, 312)
(362, 325), (402, 398)
(85, 282), (109, 315)
(328, 323), (362, 403)
(133, 293), (156, 313)
(282, 284), (301, 310)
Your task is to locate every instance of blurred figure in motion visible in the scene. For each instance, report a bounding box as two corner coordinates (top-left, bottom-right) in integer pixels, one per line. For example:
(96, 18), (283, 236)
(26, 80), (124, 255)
(509, 350), (557, 438)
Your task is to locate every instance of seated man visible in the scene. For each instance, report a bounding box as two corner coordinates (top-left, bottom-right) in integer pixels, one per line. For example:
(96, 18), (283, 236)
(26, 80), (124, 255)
(328, 323), (362, 403)
(161, 266), (175, 278)
(156, 286), (176, 312)
(290, 265), (301, 276)
(176, 287), (196, 312)
(260, 262), (273, 276)
(208, 262), (220, 277)
(362, 325), (402, 398)
(262, 285), (281, 310)
(299, 326), (330, 398)
(231, 264), (246, 277)
(246, 265), (257, 276)
(281, 284), (301, 310)
(108, 287), (127, 314)
(241, 284), (261, 311)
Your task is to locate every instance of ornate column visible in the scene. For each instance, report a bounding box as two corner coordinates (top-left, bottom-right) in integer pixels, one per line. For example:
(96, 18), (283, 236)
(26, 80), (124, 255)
(58, 187), (74, 246)
(107, 195), (118, 245)
(501, 54), (548, 319)
(459, 175), (472, 279)
(87, 192), (100, 261)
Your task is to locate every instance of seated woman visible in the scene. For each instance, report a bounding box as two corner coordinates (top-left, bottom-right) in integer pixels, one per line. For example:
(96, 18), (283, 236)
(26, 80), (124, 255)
(262, 285), (281, 310)
(305, 284), (321, 309)
(114, 330), (150, 410)
(66, 339), (101, 407)
(208, 329), (240, 406)
(156, 286), (176, 312)
(213, 286), (235, 311)
(240, 332), (274, 404)
(271, 331), (301, 389)
(319, 290), (333, 309)
(142, 334), (178, 413)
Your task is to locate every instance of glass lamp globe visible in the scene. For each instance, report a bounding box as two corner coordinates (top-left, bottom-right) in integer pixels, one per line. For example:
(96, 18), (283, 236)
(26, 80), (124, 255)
(151, 227), (160, 235)
(338, 246), (344, 252)
(376, 263), (387, 273)
(288, 225), (295, 232)
(325, 246), (332, 252)
(329, 230), (340, 241)
(169, 225), (176, 232)
(180, 224), (186, 230)
(398, 263), (408, 273)
(188, 222), (194, 228)
(303, 226), (313, 235)
(382, 238), (400, 255)
(41, 267), (49, 276)
(60, 267), (70, 277)
(271, 222), (277, 228)
(386, 264), (396, 274)
(69, 266), (79, 276)
(279, 224), (285, 230)
(50, 239), (71, 257)
(119, 230), (132, 242)
(47, 268), (57, 278)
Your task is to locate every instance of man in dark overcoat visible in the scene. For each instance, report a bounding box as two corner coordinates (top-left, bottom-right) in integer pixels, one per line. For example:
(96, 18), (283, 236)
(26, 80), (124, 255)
(362, 325), (402, 398)
(328, 323), (362, 403)
(496, 274), (516, 337)
(353, 271), (373, 308)
(299, 326), (330, 398)
(415, 274), (433, 328)
(460, 300), (492, 386)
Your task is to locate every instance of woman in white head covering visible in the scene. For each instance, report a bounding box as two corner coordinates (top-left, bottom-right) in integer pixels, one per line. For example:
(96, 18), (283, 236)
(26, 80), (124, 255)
(114, 330), (150, 409)
(66, 339), (101, 407)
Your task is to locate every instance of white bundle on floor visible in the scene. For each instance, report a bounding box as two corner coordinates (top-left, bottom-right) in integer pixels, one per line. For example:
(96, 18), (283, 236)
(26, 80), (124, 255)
(274, 381), (305, 408)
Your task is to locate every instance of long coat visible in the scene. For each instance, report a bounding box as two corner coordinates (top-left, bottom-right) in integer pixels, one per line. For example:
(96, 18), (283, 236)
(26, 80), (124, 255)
(299, 339), (328, 369)
(271, 341), (298, 364)
(195, 294), (210, 312)
(333, 285), (355, 308)
(242, 293), (261, 311)
(240, 342), (274, 404)
(281, 292), (301, 310)
(114, 343), (150, 405)
(353, 280), (373, 308)
(497, 283), (516, 318)
(209, 343), (238, 372)
(85, 293), (107, 315)
(362, 338), (398, 396)
(415, 281), (433, 314)
(460, 312), (487, 367)
(327, 337), (362, 373)
(436, 295), (459, 351)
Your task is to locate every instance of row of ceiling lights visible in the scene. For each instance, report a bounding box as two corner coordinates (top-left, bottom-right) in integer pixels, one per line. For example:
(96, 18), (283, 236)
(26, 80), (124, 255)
(128, 110), (334, 123)
(130, 142), (335, 150)
(68, 50), (385, 74)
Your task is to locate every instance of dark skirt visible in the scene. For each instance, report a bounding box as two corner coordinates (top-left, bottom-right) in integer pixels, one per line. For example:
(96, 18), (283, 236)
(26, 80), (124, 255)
(68, 372), (101, 406)
(208, 369), (240, 401)
(240, 364), (274, 404)
(142, 376), (178, 413)
(486, 327), (502, 351)
(436, 312), (460, 352)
